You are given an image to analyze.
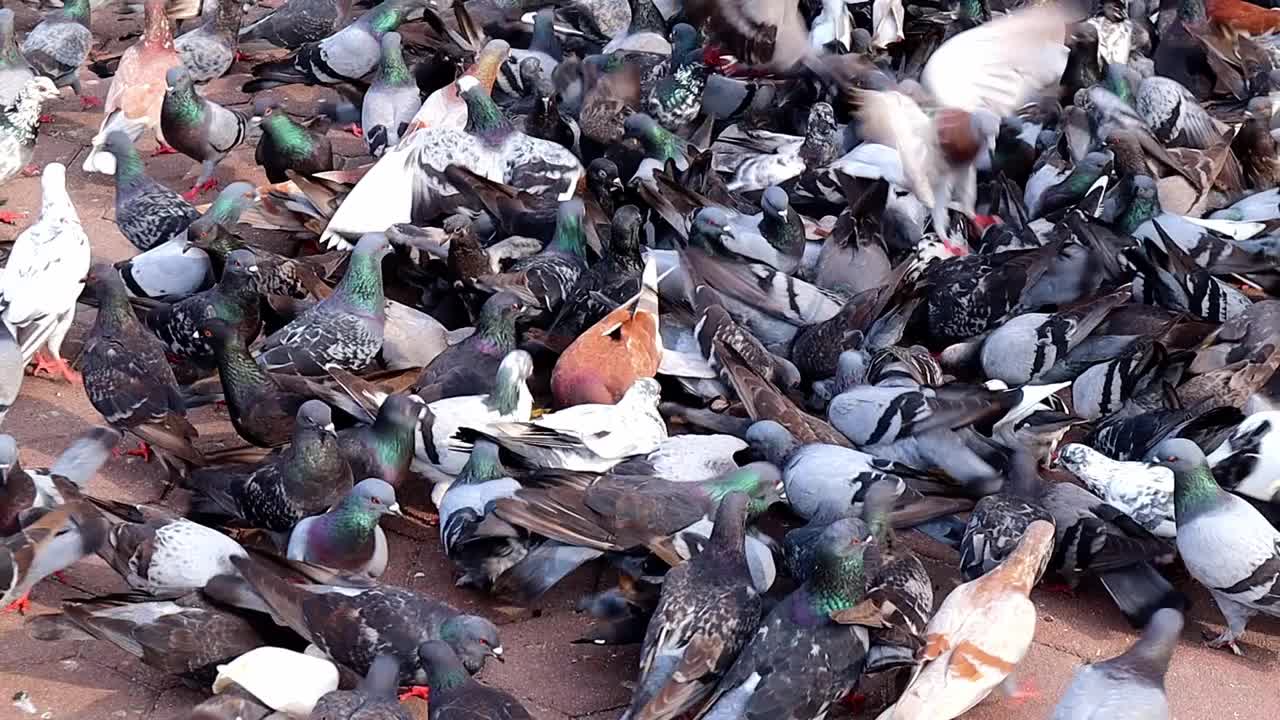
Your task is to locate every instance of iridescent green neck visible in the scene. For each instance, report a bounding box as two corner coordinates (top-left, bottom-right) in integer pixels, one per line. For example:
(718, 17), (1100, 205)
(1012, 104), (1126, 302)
(207, 193), (249, 226)
(334, 249), (384, 313)
(549, 213), (586, 257)
(214, 331), (277, 403)
(807, 549), (867, 615)
(1119, 192), (1158, 235)
(263, 113), (314, 159)
(475, 309), (517, 350)
(379, 43), (411, 85)
(425, 660), (468, 691)
(641, 125), (680, 163)
(114, 145), (147, 187)
(490, 368), (521, 414)
(462, 90), (512, 144)
(331, 496), (381, 540)
(166, 84), (204, 125)
(368, 2), (406, 33)
(62, 0), (91, 24)
(1173, 464), (1222, 521)
(372, 410), (416, 461)
(456, 449), (505, 485)
(95, 281), (137, 335)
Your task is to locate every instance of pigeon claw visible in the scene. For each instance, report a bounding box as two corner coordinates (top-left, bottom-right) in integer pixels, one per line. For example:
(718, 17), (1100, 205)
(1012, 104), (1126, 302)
(0, 210), (26, 225)
(125, 441), (154, 463)
(152, 144), (179, 156)
(21, 164), (41, 177)
(398, 686), (430, 702)
(3, 593), (31, 615)
(1002, 676), (1039, 705)
(31, 352), (81, 384)
(38, 114), (53, 124)
(80, 95), (104, 109)
(1204, 629), (1244, 656)
(347, 123), (364, 138)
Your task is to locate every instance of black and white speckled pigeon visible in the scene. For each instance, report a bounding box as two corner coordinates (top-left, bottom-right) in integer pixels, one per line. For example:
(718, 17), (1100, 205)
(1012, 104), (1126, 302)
(0, 77), (60, 196)
(99, 505), (247, 597)
(176, 0), (243, 83)
(311, 654), (411, 720)
(286, 478), (401, 578)
(190, 400), (352, 531)
(144, 248), (260, 371)
(362, 32), (420, 158)
(243, 0), (426, 91)
(81, 264), (204, 473)
(101, 131), (200, 251)
(417, 641), (530, 720)
(20, 0), (94, 107)
(1148, 439), (1280, 655)
(1207, 411), (1280, 505)
(476, 200), (590, 314)
(228, 553), (505, 683)
(239, 0), (353, 50)
(701, 517), (874, 720)
(257, 233), (390, 376)
(438, 440), (526, 591)
(1051, 608), (1181, 720)
(623, 492), (763, 720)
(959, 448), (1055, 581)
(0, 10), (33, 108)
(160, 67), (249, 199)
(1058, 443), (1176, 539)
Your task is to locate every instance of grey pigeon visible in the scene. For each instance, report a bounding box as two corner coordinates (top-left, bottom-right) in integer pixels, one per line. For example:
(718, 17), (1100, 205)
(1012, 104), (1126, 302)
(0, 77), (60, 188)
(1051, 608), (1181, 719)
(0, 10), (34, 107)
(0, 427), (121, 536)
(0, 324), (21, 425)
(227, 553), (505, 683)
(1135, 76), (1224, 149)
(81, 264), (204, 475)
(189, 400), (353, 531)
(101, 131), (200, 251)
(311, 654), (411, 720)
(175, 0), (244, 83)
(242, 0), (426, 92)
(257, 233), (390, 375)
(144, 247), (260, 371)
(99, 505), (247, 597)
(362, 32), (421, 158)
(1148, 439), (1280, 655)
(979, 289), (1128, 386)
(438, 440), (526, 591)
(239, 0), (352, 50)
(338, 394), (424, 488)
(701, 518), (874, 720)
(160, 67), (250, 198)
(286, 478), (402, 578)
(20, 0), (94, 106)
(3, 499), (108, 611)
(418, 641), (531, 720)
(623, 492), (763, 720)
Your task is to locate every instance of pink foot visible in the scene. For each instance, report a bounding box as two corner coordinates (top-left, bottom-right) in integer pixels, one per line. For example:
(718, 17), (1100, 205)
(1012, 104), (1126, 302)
(347, 123), (364, 138)
(38, 114), (53, 124)
(1004, 677), (1039, 706)
(0, 210), (25, 224)
(398, 686), (430, 702)
(125, 442), (154, 463)
(80, 95), (103, 109)
(21, 164), (40, 177)
(31, 352), (81, 384)
(3, 593), (31, 614)
(152, 144), (179, 156)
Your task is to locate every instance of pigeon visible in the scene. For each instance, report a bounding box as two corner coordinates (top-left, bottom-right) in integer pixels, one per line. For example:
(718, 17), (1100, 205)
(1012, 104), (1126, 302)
(338, 394), (424, 488)
(0, 77), (60, 201)
(0, 163), (90, 384)
(243, 0), (426, 91)
(253, 97), (335, 183)
(101, 131), (200, 251)
(0, 325), (20, 425)
(228, 553), (505, 683)
(99, 507), (247, 597)
(190, 400), (353, 531)
(413, 293), (531, 402)
(622, 492), (763, 720)
(959, 448), (1056, 581)
(463, 378), (667, 472)
(175, 0), (244, 83)
(978, 289), (1129, 386)
(877, 521), (1055, 720)
(20, 0), (94, 107)
(550, 204), (646, 339)
(160, 66), (249, 199)
(256, 233), (390, 375)
(417, 641), (531, 720)
(438, 440), (526, 591)
(362, 32), (421, 158)
(239, 0), (352, 50)
(82, 0), (184, 175)
(1058, 443), (1176, 539)
(1207, 411), (1280, 504)
(2, 499), (108, 612)
(1147, 439), (1280, 655)
(81, 264), (204, 474)
(701, 517), (875, 720)
(476, 199), (591, 314)
(0, 10), (34, 108)
(144, 248), (261, 371)
(0, 427), (121, 534)
(286, 478), (402, 577)
(311, 654), (412, 720)
(1051, 608), (1182, 720)
(209, 645), (339, 716)
(198, 317), (310, 448)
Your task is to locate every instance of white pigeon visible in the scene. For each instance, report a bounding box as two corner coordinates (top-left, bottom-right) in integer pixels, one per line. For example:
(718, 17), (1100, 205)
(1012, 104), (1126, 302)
(1058, 443), (1176, 538)
(0, 163), (90, 382)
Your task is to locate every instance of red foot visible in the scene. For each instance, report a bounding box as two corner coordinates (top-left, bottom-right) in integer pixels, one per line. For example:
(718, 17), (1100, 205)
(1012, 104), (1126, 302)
(125, 441), (154, 463)
(21, 164), (40, 177)
(1005, 677), (1039, 706)
(234, 50), (246, 62)
(80, 95), (103, 109)
(972, 214), (1002, 232)
(0, 210), (26, 224)
(398, 686), (430, 702)
(4, 593), (31, 614)
(152, 144), (179, 156)
(38, 114), (53, 124)
(183, 177), (219, 201)
(52, 571), (67, 583)
(214, 400), (227, 411)
(31, 352), (82, 384)
(181, 187), (199, 202)
(347, 123), (364, 138)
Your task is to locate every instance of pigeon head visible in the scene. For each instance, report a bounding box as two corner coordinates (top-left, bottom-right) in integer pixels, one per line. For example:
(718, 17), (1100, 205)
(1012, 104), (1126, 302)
(1127, 608), (1184, 678)
(376, 394), (427, 433)
(517, 55), (545, 86)
(745, 420), (798, 465)
(609, 205), (643, 252)
(20, 76), (59, 104)
(1067, 21), (1099, 52)
(761, 186), (791, 220)
(297, 400), (336, 436)
(223, 249), (259, 279)
(252, 96), (283, 120)
(481, 292), (532, 328)
(806, 102), (836, 136)
(833, 348), (870, 392)
(690, 207), (734, 248)
(165, 66), (193, 92)
(353, 232), (393, 260)
(588, 158), (622, 193)
(709, 462), (784, 515)
(85, 263), (126, 297)
(622, 113), (659, 141)
(436, 615), (503, 672)
(456, 439), (507, 484)
(1147, 439), (1210, 474)
(809, 518), (877, 606)
(40, 163), (68, 200)
(670, 23), (698, 56)
(860, 478), (903, 542)
(348, 478), (402, 517)
(197, 317), (239, 344)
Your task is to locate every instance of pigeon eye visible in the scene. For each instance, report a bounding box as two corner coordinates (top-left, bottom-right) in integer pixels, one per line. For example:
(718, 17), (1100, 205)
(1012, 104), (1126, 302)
(479, 638), (489, 645)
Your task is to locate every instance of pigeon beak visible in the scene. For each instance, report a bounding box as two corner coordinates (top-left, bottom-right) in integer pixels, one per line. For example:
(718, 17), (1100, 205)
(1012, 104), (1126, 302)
(387, 502), (403, 516)
(248, 265), (260, 274)
(324, 423), (337, 434)
(609, 177), (623, 192)
(491, 646), (505, 662)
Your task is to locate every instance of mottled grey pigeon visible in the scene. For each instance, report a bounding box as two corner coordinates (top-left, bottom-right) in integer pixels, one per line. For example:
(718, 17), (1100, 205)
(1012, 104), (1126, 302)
(1051, 608), (1181, 719)
(20, 0), (94, 106)
(100, 131), (200, 251)
(160, 66), (249, 198)
(176, 0), (244, 83)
